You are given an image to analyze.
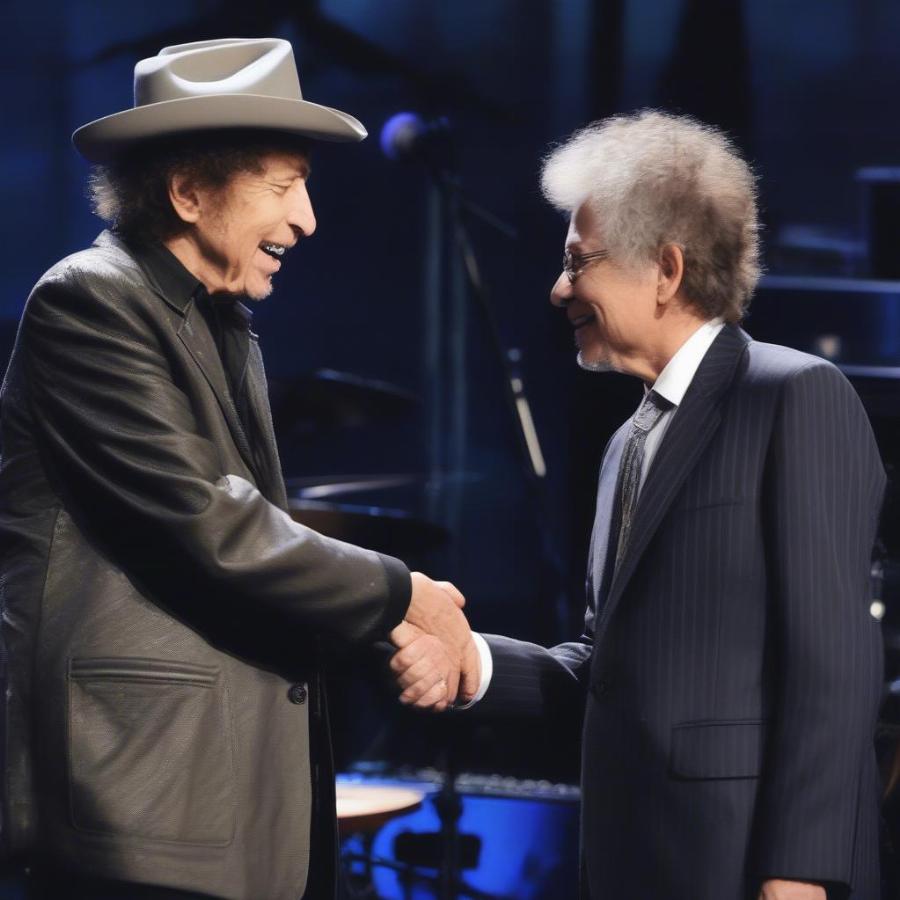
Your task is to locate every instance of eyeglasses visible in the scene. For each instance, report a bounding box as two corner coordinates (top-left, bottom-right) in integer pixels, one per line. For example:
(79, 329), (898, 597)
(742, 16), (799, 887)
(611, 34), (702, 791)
(563, 248), (610, 284)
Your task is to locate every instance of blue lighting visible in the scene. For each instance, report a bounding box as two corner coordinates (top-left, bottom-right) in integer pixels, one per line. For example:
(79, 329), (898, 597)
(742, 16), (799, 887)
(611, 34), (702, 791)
(346, 782), (579, 899)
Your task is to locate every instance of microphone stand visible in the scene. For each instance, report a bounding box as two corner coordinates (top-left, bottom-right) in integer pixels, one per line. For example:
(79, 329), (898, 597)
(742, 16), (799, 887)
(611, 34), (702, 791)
(431, 164), (571, 641)
(400, 153), (571, 900)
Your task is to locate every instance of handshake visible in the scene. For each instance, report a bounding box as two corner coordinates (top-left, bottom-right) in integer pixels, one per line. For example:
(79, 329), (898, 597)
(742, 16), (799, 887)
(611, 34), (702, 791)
(388, 571), (481, 712)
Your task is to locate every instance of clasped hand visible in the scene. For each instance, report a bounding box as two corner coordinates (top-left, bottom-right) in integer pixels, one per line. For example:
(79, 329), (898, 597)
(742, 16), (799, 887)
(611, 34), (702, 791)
(389, 572), (481, 712)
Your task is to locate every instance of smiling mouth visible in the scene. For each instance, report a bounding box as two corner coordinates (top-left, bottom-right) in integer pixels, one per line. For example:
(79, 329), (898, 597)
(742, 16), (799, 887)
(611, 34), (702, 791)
(259, 241), (286, 260)
(570, 313), (594, 330)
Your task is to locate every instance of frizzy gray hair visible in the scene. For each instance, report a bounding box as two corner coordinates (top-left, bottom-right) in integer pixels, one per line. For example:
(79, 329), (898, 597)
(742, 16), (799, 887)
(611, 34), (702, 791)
(540, 110), (761, 323)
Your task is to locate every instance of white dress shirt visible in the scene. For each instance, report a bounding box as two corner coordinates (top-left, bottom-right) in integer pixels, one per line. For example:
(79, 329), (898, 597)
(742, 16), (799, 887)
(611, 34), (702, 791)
(465, 318), (725, 706)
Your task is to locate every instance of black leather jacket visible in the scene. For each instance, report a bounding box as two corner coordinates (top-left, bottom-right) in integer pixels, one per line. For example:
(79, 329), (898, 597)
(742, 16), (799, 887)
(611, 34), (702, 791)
(0, 231), (410, 899)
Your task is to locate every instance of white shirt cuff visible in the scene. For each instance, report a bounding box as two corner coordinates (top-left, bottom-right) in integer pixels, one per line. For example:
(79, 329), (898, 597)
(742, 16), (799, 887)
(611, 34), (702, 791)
(455, 632), (493, 709)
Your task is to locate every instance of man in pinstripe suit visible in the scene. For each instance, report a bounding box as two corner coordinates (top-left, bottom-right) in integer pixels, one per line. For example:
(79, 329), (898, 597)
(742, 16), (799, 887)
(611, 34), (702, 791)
(392, 111), (887, 899)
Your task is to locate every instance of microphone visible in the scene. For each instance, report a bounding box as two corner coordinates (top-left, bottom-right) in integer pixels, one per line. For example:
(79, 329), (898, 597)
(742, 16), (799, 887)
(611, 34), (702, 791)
(380, 112), (451, 163)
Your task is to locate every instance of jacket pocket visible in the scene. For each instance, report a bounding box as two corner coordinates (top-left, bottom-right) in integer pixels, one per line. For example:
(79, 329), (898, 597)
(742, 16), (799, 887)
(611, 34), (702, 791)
(669, 719), (765, 780)
(67, 657), (235, 845)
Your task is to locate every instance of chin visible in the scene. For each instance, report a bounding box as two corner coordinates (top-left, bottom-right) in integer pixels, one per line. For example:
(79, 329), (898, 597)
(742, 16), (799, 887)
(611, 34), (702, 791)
(576, 338), (614, 373)
(577, 351), (614, 373)
(245, 279), (274, 301)
(576, 333), (605, 371)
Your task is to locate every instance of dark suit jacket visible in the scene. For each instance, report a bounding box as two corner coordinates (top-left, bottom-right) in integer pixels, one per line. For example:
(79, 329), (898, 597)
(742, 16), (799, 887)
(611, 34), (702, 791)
(0, 232), (411, 900)
(479, 325), (886, 900)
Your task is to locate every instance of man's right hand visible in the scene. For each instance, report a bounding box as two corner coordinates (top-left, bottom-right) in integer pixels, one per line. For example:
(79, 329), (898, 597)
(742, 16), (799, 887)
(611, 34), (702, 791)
(404, 571), (469, 648)
(388, 572), (478, 710)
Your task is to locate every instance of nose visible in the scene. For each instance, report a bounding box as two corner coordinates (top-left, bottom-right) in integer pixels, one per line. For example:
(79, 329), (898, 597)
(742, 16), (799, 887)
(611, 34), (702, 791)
(288, 180), (317, 239)
(550, 270), (572, 308)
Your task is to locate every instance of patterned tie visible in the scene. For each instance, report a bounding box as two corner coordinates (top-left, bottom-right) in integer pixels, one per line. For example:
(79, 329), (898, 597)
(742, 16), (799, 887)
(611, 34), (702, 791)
(613, 389), (674, 569)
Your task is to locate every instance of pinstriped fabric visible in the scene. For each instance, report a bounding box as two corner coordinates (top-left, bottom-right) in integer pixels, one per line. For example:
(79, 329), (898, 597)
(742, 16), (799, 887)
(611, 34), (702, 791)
(752, 356), (885, 889)
(480, 325), (886, 900)
(590, 425), (629, 618)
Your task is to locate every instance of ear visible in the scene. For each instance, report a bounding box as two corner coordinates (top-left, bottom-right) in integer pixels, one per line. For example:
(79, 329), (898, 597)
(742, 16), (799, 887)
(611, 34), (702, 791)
(167, 170), (202, 225)
(656, 243), (685, 307)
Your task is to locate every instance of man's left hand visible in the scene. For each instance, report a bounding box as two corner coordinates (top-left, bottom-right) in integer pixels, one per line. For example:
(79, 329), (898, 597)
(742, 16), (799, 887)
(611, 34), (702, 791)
(390, 621), (457, 711)
(759, 880), (826, 900)
(390, 621), (481, 710)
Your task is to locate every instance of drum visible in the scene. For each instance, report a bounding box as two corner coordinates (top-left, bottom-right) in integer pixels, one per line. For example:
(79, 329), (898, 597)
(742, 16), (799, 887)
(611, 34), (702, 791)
(338, 773), (580, 900)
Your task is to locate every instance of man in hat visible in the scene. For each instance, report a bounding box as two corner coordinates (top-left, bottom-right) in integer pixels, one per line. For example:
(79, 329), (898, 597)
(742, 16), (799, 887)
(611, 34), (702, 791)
(0, 38), (478, 900)
(394, 111), (886, 900)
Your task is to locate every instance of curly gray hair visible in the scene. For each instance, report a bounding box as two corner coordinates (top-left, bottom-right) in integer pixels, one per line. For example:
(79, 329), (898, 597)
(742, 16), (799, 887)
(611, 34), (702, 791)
(541, 110), (760, 322)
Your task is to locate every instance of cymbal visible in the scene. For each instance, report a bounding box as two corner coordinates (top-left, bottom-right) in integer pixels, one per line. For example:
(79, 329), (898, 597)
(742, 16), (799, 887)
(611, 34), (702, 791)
(284, 471), (483, 501)
(269, 368), (418, 431)
(840, 365), (900, 380)
(285, 473), (421, 499)
(839, 365), (900, 420)
(336, 784), (424, 837)
(288, 499), (449, 556)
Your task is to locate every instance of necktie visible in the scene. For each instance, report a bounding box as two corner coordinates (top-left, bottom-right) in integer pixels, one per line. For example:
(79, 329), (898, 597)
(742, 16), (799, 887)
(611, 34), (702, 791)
(613, 390), (674, 568)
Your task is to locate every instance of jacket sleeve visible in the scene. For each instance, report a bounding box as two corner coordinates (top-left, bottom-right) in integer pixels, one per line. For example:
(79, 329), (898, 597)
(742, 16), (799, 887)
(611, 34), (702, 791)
(21, 267), (410, 648)
(475, 627), (592, 719)
(753, 361), (885, 890)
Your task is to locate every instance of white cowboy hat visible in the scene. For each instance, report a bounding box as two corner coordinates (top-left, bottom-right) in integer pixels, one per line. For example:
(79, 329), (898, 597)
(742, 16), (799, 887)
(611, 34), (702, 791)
(73, 37), (367, 163)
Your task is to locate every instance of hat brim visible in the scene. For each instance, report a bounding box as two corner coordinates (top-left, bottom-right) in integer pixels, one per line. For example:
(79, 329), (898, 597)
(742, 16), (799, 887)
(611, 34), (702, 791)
(72, 93), (367, 163)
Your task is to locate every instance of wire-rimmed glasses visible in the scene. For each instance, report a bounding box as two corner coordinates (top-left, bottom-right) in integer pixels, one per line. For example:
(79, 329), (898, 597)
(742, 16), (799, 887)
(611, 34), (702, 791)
(563, 248), (610, 284)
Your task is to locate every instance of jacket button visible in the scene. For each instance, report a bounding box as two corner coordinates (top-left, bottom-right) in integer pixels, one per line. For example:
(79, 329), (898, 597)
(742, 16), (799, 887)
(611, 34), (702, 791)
(288, 683), (308, 705)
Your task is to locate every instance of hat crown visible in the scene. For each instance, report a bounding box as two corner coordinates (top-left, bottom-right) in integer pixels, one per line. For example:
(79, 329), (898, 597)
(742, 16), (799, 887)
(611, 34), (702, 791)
(134, 38), (302, 107)
(72, 36), (365, 162)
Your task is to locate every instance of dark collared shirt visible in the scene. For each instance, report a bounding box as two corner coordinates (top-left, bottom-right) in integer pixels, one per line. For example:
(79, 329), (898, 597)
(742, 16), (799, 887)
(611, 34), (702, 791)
(130, 239), (265, 482)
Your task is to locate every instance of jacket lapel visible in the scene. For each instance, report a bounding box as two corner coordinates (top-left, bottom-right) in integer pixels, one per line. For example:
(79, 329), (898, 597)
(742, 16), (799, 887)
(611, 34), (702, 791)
(245, 336), (289, 510)
(110, 230), (263, 487)
(176, 304), (256, 473)
(589, 423), (630, 623)
(595, 324), (750, 637)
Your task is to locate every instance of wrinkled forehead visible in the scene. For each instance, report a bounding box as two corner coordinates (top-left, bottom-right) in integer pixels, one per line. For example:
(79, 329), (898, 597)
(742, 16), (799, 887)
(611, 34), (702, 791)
(247, 149), (311, 181)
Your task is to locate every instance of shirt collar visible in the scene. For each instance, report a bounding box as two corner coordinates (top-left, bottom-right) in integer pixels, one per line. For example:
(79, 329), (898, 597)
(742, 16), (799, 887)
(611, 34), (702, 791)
(126, 237), (252, 327)
(215, 296), (254, 330)
(127, 238), (206, 309)
(649, 318), (725, 408)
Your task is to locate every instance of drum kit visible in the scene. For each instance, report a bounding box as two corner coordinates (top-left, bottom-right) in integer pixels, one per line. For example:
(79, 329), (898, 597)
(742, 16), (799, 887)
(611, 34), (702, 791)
(278, 368), (452, 557)
(335, 771), (580, 900)
(274, 368), (582, 899)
